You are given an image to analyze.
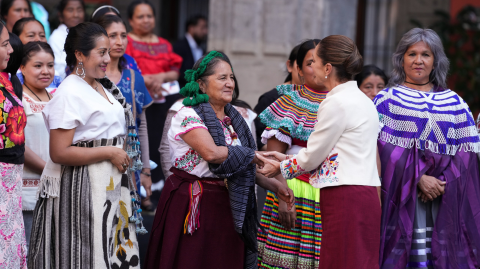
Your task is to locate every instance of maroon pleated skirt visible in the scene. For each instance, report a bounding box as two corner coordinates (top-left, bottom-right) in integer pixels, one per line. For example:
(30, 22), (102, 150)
(319, 185), (381, 269)
(144, 168), (245, 269)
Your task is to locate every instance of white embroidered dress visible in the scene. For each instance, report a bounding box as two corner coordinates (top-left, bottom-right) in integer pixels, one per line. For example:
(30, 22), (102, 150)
(21, 90), (56, 210)
(167, 106), (240, 178)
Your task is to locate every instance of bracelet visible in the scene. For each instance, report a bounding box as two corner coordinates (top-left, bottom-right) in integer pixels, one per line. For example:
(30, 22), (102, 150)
(141, 171), (151, 177)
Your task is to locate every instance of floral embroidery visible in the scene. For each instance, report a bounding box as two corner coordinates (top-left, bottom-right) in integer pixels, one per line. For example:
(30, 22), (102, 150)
(119, 78), (131, 94)
(0, 90), (5, 104)
(174, 148), (203, 172)
(0, 163), (27, 268)
(280, 155), (306, 179)
(3, 98), (12, 113)
(23, 95), (47, 113)
(4, 106), (26, 145)
(181, 116), (204, 128)
(22, 179), (40, 187)
(310, 149), (340, 185)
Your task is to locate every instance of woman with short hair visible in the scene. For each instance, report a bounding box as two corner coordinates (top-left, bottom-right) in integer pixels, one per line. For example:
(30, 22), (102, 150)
(376, 28), (480, 269)
(28, 22), (144, 269)
(257, 35), (382, 269)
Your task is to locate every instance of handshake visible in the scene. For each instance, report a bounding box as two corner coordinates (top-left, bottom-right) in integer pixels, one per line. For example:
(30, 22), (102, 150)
(253, 151), (288, 177)
(252, 151), (296, 212)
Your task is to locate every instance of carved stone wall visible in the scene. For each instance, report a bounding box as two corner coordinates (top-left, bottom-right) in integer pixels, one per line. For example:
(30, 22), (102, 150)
(208, 0), (359, 106)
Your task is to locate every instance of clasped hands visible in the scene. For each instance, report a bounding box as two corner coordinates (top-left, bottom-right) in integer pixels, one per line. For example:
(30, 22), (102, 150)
(253, 151), (295, 212)
(253, 151), (288, 178)
(417, 174), (446, 203)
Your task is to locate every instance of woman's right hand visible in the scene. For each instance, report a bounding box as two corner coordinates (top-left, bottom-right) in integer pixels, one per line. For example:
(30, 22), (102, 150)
(108, 147), (130, 173)
(278, 199), (296, 230)
(260, 151), (288, 162)
(417, 175), (446, 202)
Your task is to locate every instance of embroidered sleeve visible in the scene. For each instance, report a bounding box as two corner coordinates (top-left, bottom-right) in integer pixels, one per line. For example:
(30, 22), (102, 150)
(280, 155), (307, 179)
(171, 106), (208, 140)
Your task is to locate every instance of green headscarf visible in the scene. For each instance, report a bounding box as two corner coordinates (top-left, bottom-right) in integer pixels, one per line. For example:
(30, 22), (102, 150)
(180, 51), (224, 106)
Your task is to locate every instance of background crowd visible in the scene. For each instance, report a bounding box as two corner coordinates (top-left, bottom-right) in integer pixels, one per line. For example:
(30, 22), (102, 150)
(1, 0), (480, 269)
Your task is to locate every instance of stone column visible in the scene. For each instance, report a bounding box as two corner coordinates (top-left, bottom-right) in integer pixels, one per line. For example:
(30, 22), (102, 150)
(208, 0), (359, 106)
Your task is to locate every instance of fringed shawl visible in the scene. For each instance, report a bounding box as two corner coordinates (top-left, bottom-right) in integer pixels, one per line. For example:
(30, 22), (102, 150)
(258, 84), (327, 145)
(376, 85), (480, 269)
(374, 85), (480, 156)
(192, 102), (258, 269)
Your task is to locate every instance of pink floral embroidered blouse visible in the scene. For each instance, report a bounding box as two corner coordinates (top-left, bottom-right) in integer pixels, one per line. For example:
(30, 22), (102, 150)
(167, 106), (240, 178)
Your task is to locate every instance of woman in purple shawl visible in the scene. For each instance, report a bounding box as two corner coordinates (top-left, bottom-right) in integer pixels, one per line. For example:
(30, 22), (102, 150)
(375, 28), (480, 269)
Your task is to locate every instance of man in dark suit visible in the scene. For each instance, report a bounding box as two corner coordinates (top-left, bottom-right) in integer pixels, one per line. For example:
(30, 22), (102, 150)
(173, 15), (208, 88)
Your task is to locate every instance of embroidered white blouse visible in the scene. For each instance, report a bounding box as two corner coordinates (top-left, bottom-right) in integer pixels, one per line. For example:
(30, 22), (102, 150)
(167, 106), (240, 178)
(21, 90), (56, 210)
(280, 81), (381, 189)
(42, 75), (126, 143)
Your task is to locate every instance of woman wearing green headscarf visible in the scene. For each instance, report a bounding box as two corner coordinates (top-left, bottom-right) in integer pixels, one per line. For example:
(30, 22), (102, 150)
(144, 51), (293, 269)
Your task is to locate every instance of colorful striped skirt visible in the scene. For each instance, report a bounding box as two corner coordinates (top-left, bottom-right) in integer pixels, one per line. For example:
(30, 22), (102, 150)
(257, 178), (321, 269)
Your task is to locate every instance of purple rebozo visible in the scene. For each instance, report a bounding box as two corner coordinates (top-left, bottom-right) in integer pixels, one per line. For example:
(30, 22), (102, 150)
(375, 84), (480, 269)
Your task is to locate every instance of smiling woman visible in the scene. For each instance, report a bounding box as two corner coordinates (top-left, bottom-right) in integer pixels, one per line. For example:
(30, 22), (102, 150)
(12, 18), (63, 88)
(18, 42), (55, 253)
(28, 22), (145, 269)
(94, 14), (154, 206)
(144, 51), (293, 269)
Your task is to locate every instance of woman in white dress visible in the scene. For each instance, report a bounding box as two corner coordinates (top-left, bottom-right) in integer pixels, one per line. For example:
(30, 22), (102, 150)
(28, 22), (145, 269)
(20, 41), (56, 252)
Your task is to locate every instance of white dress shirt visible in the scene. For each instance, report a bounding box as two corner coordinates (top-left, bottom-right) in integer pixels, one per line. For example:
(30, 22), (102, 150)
(185, 33), (203, 62)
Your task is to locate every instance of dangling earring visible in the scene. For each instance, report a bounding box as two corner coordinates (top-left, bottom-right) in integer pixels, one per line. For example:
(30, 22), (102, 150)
(76, 62), (85, 79)
(325, 75), (327, 79)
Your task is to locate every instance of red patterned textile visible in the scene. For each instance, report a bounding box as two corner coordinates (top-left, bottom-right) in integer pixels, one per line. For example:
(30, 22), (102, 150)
(125, 36), (182, 76)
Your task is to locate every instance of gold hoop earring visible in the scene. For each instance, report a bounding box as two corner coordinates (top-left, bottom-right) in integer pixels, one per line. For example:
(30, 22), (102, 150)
(76, 62), (85, 79)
